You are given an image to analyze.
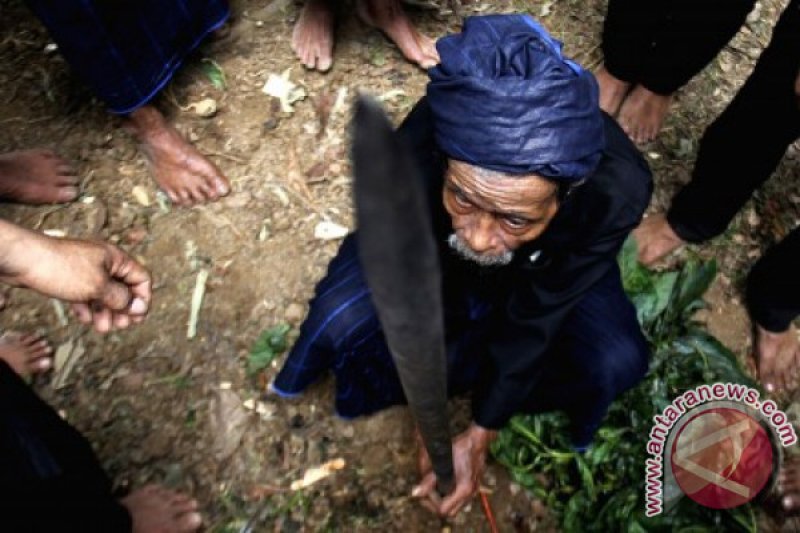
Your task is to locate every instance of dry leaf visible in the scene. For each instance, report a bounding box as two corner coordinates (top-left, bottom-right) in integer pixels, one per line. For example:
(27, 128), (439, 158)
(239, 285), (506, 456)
(132, 185), (151, 207)
(208, 388), (249, 461)
(314, 220), (348, 240)
(262, 69), (307, 113)
(378, 89), (406, 102)
(290, 458), (346, 490)
(52, 338), (86, 389)
(186, 98), (218, 118)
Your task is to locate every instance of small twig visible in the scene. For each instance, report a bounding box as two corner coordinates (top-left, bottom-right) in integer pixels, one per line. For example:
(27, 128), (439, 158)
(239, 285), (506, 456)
(203, 150), (249, 164)
(0, 115), (53, 125)
(79, 169), (96, 196)
(198, 208), (246, 239)
(480, 489), (499, 533)
(51, 299), (69, 327)
(576, 42), (601, 66)
(187, 269), (209, 339)
(261, 178), (332, 221)
(33, 205), (69, 230)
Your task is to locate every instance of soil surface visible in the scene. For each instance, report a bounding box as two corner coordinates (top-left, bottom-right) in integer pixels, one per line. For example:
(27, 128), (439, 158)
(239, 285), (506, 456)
(0, 0), (798, 531)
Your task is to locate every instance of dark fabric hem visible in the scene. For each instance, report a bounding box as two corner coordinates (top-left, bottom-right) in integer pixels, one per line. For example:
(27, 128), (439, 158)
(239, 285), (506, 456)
(108, 10), (229, 114)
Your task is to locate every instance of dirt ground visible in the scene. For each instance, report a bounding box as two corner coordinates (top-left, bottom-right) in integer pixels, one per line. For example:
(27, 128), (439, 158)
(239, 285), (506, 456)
(0, 0), (798, 531)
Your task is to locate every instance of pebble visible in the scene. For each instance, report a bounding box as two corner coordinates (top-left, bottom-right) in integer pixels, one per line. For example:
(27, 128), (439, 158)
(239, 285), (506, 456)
(273, 217), (291, 232)
(124, 226), (148, 245)
(284, 302), (305, 324)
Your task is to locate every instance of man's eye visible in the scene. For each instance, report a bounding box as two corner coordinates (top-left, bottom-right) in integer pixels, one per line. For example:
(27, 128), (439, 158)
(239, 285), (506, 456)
(453, 190), (472, 207)
(502, 216), (530, 229)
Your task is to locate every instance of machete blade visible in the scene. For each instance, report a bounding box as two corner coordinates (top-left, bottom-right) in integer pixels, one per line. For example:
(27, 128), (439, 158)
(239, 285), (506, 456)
(352, 95), (454, 495)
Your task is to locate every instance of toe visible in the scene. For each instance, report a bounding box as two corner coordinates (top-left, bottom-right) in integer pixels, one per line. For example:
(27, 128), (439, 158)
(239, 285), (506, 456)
(784, 494), (800, 511)
(197, 181), (216, 201)
(57, 186), (79, 202)
(178, 189), (193, 206)
(317, 54), (333, 72)
(113, 313), (131, 330)
(213, 177), (230, 197)
(93, 308), (113, 333)
(20, 333), (40, 345)
(30, 356), (52, 373)
(57, 164), (77, 177)
(164, 188), (181, 205)
(176, 511), (203, 532)
(31, 341), (52, 358)
(186, 186), (206, 205)
(71, 303), (93, 324)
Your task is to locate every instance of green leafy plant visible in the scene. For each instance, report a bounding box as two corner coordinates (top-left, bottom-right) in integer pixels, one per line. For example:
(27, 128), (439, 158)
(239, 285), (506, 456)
(201, 58), (227, 90)
(491, 236), (759, 532)
(248, 323), (291, 377)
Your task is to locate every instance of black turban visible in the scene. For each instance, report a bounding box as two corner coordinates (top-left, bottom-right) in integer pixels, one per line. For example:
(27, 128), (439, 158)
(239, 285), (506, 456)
(427, 14), (605, 181)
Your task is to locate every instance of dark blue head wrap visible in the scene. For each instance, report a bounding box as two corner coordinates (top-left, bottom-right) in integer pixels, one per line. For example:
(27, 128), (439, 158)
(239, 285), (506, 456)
(427, 14), (604, 181)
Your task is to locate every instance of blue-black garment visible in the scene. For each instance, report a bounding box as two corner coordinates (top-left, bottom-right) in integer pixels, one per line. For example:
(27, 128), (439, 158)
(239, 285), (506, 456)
(0, 360), (132, 531)
(273, 99), (653, 441)
(427, 14), (604, 180)
(25, 0), (229, 114)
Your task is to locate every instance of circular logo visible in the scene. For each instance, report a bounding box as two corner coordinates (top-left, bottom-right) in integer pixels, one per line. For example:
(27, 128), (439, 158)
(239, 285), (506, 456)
(670, 407), (774, 509)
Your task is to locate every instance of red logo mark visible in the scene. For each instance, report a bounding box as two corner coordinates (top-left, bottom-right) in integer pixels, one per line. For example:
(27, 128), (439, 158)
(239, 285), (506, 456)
(670, 407), (773, 509)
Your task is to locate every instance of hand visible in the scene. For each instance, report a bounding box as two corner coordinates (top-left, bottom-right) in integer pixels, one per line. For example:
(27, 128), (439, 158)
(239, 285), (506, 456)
(0, 223), (151, 332)
(412, 423), (497, 518)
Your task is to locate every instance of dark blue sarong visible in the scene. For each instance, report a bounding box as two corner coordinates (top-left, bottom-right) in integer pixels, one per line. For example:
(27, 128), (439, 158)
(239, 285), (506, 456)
(25, 0), (229, 114)
(272, 235), (648, 447)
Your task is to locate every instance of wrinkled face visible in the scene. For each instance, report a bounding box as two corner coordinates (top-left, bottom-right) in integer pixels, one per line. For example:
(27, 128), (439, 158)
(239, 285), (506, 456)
(443, 159), (560, 266)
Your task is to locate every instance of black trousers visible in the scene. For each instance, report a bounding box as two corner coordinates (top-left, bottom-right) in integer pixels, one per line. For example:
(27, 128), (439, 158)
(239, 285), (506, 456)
(602, 0), (757, 95)
(666, 0), (800, 332)
(0, 360), (132, 532)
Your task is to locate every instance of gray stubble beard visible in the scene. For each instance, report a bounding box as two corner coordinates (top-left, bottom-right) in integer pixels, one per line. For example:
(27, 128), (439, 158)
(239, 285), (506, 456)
(447, 233), (514, 267)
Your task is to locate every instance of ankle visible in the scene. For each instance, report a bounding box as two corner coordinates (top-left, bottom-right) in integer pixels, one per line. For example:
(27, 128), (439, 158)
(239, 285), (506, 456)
(127, 106), (169, 142)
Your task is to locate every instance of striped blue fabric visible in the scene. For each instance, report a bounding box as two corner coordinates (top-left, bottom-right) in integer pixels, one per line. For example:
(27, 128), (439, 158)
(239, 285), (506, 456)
(26, 0), (229, 113)
(272, 235), (648, 446)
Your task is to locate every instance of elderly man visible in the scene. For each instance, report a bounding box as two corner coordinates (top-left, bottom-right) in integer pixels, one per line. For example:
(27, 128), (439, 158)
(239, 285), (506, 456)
(273, 15), (652, 515)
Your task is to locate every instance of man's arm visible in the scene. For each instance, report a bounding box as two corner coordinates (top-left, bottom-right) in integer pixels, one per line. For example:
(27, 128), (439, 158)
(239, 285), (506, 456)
(0, 219), (151, 332)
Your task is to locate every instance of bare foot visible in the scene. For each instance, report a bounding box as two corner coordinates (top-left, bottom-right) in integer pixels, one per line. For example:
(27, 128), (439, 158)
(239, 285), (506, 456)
(357, 0), (440, 69)
(595, 66), (630, 117)
(0, 332), (52, 378)
(754, 323), (800, 394)
(126, 106), (230, 207)
(292, 0), (335, 72)
(632, 214), (685, 266)
(120, 485), (202, 533)
(0, 150), (79, 205)
(780, 457), (800, 512)
(618, 85), (673, 144)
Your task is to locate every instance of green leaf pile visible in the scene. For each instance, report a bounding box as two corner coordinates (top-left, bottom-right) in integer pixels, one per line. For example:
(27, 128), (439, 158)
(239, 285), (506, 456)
(248, 323), (291, 377)
(491, 236), (759, 532)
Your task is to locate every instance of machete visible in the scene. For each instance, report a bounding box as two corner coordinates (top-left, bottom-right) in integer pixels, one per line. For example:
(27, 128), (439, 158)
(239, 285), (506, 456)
(352, 95), (455, 496)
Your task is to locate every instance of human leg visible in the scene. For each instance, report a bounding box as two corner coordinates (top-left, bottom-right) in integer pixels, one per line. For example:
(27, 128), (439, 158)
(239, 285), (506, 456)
(667, 0), (800, 243)
(747, 227), (800, 393)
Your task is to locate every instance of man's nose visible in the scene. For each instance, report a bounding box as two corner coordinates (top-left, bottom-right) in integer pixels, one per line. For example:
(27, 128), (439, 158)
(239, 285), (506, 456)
(463, 213), (499, 253)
